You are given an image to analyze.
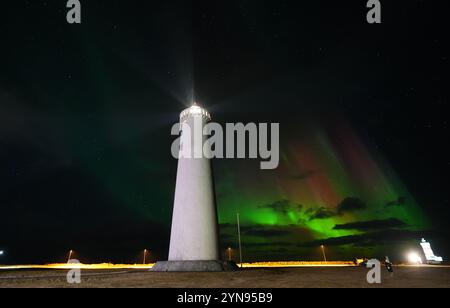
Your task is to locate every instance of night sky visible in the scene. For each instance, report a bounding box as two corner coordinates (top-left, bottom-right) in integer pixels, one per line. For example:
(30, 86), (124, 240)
(1, 0), (449, 264)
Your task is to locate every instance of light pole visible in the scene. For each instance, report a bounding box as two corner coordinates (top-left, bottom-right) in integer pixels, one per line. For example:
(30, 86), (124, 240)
(321, 245), (327, 262)
(237, 213), (243, 267)
(143, 249), (148, 264)
(67, 250), (73, 263)
(227, 247), (232, 262)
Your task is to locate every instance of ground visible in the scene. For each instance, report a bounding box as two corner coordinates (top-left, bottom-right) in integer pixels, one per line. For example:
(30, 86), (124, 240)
(0, 266), (449, 288)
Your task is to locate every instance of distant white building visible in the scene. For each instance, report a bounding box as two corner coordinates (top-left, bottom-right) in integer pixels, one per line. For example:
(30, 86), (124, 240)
(420, 238), (443, 264)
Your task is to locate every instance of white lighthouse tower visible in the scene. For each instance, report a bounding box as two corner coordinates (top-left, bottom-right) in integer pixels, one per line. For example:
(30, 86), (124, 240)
(153, 103), (229, 272)
(169, 103), (219, 262)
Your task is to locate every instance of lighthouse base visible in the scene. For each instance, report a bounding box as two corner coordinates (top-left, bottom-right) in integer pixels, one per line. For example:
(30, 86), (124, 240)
(151, 260), (240, 272)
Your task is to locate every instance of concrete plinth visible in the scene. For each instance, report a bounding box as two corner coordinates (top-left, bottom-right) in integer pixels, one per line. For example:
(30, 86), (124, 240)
(151, 261), (240, 272)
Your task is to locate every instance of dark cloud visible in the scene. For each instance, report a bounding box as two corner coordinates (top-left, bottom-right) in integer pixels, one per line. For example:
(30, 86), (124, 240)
(243, 242), (295, 248)
(307, 197), (366, 221)
(220, 224), (314, 242)
(258, 199), (302, 215)
(336, 197), (366, 214)
(241, 226), (292, 237)
(299, 229), (437, 248)
(220, 223), (291, 237)
(333, 218), (407, 231)
(386, 196), (407, 207)
(307, 207), (336, 220)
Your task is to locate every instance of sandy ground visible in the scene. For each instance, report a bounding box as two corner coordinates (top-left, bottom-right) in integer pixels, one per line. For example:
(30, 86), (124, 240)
(0, 266), (449, 288)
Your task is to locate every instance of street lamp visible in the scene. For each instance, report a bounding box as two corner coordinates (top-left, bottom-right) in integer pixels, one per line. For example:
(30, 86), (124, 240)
(67, 250), (74, 263)
(143, 249), (149, 264)
(321, 245), (327, 262)
(0, 250), (4, 256)
(227, 247), (232, 261)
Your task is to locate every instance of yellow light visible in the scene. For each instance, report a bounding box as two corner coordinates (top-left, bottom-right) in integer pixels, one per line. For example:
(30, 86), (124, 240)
(0, 261), (357, 271)
(241, 261), (355, 268)
(0, 263), (155, 270)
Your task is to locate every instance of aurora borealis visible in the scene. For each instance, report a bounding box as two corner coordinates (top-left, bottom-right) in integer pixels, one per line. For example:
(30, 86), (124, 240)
(216, 116), (431, 261)
(1, 1), (449, 264)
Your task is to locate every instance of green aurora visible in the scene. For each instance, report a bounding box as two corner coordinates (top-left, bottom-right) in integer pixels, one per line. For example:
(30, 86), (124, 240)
(214, 119), (430, 261)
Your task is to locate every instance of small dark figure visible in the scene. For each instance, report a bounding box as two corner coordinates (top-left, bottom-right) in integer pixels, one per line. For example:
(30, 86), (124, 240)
(360, 258), (368, 267)
(385, 256), (394, 273)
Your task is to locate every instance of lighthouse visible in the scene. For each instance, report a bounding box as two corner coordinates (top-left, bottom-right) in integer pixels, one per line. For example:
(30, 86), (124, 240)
(169, 103), (219, 262)
(153, 103), (231, 272)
